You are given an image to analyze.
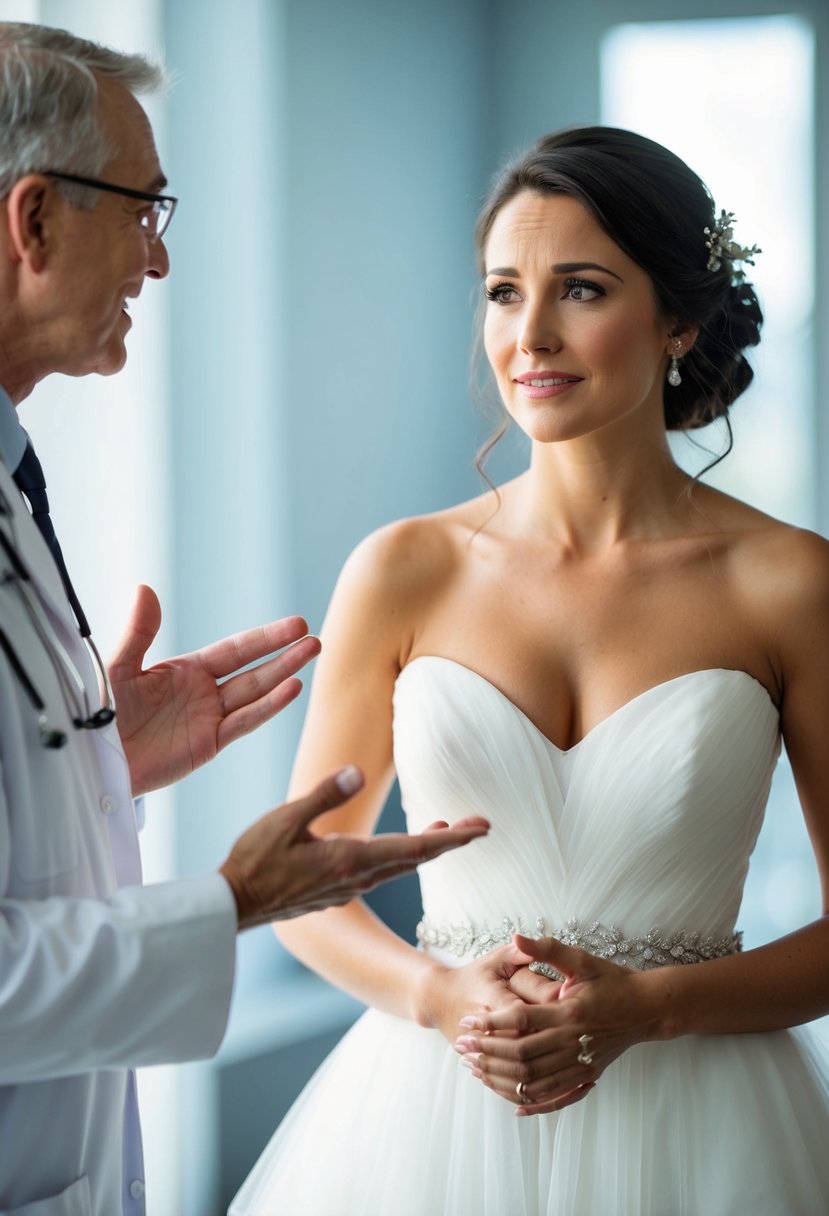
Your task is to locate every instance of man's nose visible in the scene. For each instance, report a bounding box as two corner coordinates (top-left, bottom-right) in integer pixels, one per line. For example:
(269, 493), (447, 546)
(146, 236), (170, 280)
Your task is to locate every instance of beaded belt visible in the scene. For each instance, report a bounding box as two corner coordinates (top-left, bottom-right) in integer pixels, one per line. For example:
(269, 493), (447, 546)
(416, 915), (742, 979)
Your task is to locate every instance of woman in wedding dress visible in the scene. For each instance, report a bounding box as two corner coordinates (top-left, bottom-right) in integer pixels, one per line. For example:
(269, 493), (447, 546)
(230, 127), (829, 1215)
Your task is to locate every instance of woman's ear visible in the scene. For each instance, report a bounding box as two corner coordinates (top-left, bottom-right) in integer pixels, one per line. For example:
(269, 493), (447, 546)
(667, 322), (700, 358)
(5, 175), (55, 273)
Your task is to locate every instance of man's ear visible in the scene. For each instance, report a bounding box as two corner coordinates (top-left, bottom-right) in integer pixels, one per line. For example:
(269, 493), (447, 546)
(5, 175), (56, 273)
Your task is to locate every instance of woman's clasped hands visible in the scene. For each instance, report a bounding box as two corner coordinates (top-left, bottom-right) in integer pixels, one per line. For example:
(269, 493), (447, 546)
(453, 934), (662, 1116)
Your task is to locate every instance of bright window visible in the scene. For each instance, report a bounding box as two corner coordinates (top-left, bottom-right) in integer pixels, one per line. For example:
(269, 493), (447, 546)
(602, 16), (817, 946)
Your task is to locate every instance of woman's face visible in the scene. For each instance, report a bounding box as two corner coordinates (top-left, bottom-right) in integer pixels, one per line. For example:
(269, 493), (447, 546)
(483, 191), (680, 446)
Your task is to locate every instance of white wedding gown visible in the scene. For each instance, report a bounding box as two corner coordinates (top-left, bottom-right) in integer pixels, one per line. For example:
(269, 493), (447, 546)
(230, 658), (829, 1216)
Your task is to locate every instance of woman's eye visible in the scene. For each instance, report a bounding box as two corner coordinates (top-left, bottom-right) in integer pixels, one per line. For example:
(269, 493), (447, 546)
(564, 278), (604, 302)
(484, 282), (521, 305)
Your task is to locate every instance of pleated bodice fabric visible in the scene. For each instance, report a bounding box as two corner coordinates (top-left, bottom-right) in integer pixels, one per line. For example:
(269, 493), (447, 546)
(397, 659), (781, 943)
(230, 660), (829, 1216)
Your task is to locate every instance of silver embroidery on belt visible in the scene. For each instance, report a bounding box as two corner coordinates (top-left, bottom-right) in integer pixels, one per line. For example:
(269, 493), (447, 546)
(415, 915), (742, 978)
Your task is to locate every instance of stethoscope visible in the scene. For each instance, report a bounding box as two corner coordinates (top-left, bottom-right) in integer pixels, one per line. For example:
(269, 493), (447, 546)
(0, 480), (115, 749)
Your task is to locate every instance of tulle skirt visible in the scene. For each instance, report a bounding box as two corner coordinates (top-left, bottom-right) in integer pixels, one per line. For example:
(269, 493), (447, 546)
(229, 1007), (829, 1216)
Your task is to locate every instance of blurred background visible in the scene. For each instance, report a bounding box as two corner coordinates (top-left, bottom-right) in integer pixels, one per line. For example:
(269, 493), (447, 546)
(0, 0), (826, 1211)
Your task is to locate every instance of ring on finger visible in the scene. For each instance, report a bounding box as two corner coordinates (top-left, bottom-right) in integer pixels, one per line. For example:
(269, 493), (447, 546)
(516, 1080), (530, 1104)
(577, 1033), (594, 1066)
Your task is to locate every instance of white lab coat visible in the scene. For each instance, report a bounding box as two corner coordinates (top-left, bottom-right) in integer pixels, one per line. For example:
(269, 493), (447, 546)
(0, 456), (238, 1216)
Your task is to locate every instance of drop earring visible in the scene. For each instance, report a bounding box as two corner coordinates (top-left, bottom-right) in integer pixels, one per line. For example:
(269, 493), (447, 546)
(667, 341), (683, 387)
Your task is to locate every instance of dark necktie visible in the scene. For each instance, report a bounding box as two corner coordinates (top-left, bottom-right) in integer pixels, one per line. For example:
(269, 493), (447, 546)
(13, 439), (90, 638)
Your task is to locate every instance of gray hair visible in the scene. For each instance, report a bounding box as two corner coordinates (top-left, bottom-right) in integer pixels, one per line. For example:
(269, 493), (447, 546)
(0, 22), (167, 204)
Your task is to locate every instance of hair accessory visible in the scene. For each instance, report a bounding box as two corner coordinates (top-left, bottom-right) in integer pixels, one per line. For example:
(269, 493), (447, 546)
(703, 211), (761, 276)
(667, 340), (683, 387)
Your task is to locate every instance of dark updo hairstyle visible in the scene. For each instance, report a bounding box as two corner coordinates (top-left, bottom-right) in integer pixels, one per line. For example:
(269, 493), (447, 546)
(475, 126), (763, 439)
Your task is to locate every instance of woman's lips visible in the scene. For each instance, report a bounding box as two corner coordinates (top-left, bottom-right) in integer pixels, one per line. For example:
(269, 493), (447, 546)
(513, 372), (582, 399)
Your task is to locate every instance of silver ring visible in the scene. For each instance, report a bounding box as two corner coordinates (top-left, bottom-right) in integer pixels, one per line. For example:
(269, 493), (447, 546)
(528, 960), (565, 982)
(577, 1033), (594, 1066)
(516, 1080), (529, 1103)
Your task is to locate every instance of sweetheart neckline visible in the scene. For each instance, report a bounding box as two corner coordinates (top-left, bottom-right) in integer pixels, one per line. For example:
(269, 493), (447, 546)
(395, 656), (779, 755)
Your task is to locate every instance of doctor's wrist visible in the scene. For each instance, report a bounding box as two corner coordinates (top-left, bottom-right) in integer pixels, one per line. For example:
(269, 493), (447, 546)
(217, 863), (250, 932)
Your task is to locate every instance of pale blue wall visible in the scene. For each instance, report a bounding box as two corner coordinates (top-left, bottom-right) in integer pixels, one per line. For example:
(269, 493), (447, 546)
(163, 2), (505, 1207)
(164, 0), (503, 1010)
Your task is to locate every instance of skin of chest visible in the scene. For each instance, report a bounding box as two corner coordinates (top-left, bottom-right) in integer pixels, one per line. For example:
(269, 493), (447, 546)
(410, 525), (774, 751)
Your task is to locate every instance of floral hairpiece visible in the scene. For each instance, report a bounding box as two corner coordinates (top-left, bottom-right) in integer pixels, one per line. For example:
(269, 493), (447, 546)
(703, 210), (761, 277)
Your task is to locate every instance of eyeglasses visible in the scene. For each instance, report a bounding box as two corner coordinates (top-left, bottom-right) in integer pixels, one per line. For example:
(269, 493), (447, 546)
(44, 170), (178, 241)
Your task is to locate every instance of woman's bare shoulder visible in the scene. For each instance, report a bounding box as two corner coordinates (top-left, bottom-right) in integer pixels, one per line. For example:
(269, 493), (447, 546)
(324, 496), (498, 669)
(719, 507), (829, 663)
(750, 522), (829, 609)
(684, 482), (827, 623)
(341, 491), (499, 600)
(692, 485), (826, 563)
(720, 500), (829, 590)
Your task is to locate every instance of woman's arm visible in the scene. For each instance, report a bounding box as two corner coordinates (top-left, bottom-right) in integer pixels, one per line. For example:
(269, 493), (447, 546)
(646, 527), (829, 1037)
(273, 519), (522, 1040)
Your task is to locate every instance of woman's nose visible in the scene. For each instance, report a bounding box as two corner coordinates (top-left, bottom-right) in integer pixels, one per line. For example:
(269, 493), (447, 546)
(518, 304), (561, 354)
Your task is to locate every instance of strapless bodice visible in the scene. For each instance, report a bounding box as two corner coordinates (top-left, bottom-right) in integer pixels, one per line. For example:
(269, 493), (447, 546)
(392, 657), (781, 944)
(233, 656), (829, 1216)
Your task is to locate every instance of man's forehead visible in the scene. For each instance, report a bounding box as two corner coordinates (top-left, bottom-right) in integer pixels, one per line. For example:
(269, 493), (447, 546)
(96, 76), (166, 190)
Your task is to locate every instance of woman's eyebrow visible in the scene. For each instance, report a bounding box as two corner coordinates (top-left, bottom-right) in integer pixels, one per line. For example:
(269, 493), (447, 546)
(484, 261), (624, 282)
(553, 261), (624, 282)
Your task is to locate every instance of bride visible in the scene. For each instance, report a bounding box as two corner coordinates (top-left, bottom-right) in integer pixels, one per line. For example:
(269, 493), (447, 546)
(231, 127), (829, 1215)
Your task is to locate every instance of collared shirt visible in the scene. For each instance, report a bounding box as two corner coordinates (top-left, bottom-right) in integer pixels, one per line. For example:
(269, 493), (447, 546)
(0, 384), (26, 471)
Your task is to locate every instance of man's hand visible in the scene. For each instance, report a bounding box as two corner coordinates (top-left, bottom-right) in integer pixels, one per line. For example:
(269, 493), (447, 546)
(109, 584), (319, 796)
(219, 766), (490, 930)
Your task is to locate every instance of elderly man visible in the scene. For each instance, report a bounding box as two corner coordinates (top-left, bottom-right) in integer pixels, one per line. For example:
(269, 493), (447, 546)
(0, 22), (487, 1215)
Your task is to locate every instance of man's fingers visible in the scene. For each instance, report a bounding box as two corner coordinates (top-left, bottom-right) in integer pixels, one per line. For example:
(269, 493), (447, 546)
(288, 767), (367, 832)
(217, 677), (305, 750)
(108, 583), (162, 677)
(310, 820), (491, 900)
(218, 634), (321, 717)
(225, 792), (489, 928)
(418, 818), (490, 845)
(347, 821), (490, 876)
(216, 635), (324, 750)
(200, 616), (315, 680)
(277, 817), (491, 909)
(421, 817), (489, 833)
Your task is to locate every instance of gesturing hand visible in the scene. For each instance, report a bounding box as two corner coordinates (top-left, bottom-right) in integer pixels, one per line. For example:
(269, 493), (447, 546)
(219, 766), (490, 928)
(454, 934), (658, 1115)
(108, 584), (320, 795)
